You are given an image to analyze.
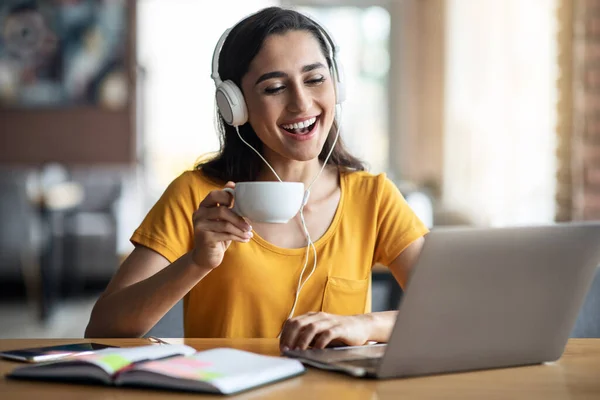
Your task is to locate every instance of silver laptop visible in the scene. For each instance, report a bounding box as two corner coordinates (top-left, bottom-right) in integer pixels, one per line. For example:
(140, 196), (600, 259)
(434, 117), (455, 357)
(284, 223), (600, 378)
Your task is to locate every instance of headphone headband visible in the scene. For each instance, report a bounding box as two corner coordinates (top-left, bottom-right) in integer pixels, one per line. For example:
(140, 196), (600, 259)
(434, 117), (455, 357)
(211, 11), (345, 126)
(211, 28), (231, 85)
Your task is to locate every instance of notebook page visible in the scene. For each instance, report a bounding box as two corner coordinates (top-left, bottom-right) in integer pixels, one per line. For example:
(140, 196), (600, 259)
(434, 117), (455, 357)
(124, 348), (305, 394)
(64, 344), (196, 375)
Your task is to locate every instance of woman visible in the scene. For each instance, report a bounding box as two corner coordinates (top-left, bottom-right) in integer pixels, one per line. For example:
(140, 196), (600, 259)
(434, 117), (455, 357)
(85, 7), (428, 351)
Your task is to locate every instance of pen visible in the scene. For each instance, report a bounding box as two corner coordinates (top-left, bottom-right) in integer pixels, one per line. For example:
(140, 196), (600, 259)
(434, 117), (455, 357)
(147, 336), (171, 345)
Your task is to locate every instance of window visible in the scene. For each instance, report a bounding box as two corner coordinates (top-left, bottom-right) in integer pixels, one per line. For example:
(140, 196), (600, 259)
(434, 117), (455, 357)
(443, 0), (558, 226)
(137, 0), (277, 194)
(285, 4), (392, 174)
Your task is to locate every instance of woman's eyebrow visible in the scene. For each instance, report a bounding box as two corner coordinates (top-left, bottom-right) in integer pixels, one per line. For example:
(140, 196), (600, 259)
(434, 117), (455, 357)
(255, 71), (286, 85)
(254, 62), (327, 85)
(302, 62), (326, 73)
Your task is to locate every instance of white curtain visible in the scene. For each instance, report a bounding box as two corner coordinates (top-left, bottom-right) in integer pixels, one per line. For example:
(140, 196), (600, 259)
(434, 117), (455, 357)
(443, 0), (558, 226)
(137, 0), (278, 191)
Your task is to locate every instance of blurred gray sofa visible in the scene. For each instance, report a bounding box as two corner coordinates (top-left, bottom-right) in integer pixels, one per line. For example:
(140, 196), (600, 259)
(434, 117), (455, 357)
(571, 266), (600, 338)
(0, 165), (124, 320)
(145, 300), (184, 338)
(0, 167), (46, 301)
(61, 167), (123, 295)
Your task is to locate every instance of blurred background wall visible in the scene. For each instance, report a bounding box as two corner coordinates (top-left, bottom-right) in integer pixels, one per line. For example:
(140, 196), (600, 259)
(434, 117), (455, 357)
(0, 0), (592, 338)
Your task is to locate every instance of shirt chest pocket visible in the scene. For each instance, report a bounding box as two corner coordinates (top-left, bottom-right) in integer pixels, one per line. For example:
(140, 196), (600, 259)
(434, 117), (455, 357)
(321, 276), (369, 315)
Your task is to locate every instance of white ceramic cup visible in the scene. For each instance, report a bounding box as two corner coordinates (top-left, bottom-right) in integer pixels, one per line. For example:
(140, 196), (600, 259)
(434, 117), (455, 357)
(223, 182), (305, 223)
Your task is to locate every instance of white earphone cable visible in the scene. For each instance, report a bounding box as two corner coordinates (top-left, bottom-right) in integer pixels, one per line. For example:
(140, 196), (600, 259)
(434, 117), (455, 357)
(284, 105), (342, 323)
(235, 126), (283, 182)
(233, 98), (343, 338)
(306, 106), (343, 193)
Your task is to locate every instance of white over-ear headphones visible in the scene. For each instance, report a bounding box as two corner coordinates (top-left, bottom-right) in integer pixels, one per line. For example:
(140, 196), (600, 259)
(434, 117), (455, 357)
(210, 17), (346, 127)
(210, 11), (347, 332)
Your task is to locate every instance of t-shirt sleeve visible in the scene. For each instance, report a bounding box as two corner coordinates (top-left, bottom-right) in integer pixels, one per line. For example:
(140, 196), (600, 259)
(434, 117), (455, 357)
(373, 174), (430, 266)
(130, 172), (198, 263)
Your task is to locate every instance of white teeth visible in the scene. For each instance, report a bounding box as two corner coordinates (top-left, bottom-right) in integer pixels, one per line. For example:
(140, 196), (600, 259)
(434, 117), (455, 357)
(282, 117), (317, 130)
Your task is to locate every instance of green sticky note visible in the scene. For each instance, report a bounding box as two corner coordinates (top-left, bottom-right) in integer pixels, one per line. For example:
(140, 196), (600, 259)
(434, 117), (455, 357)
(99, 354), (130, 371)
(198, 371), (224, 382)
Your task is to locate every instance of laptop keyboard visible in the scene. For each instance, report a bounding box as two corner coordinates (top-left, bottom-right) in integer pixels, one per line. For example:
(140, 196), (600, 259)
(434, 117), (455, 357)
(339, 357), (382, 369)
(284, 343), (387, 373)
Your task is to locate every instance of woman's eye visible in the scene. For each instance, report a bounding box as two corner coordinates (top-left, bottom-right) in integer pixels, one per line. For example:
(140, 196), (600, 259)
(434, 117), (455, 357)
(306, 76), (325, 85)
(264, 85), (284, 94)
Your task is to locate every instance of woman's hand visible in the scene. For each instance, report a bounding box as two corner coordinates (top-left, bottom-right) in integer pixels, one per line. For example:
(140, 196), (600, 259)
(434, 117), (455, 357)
(191, 181), (253, 270)
(279, 312), (373, 351)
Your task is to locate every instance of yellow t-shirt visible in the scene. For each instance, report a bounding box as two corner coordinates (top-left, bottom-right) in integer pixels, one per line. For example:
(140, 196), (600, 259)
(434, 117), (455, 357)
(131, 169), (428, 338)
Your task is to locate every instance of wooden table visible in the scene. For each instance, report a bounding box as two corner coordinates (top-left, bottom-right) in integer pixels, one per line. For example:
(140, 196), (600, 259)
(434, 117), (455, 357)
(1, 339), (600, 399)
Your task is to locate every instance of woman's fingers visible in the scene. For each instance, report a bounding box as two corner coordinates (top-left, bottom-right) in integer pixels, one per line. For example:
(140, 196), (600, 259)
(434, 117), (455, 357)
(205, 231), (250, 244)
(199, 187), (235, 208)
(280, 312), (328, 351)
(195, 200), (251, 233)
(294, 319), (339, 350)
(190, 182), (247, 269)
(194, 189), (252, 243)
(197, 220), (253, 242)
(280, 313), (369, 351)
(311, 325), (345, 349)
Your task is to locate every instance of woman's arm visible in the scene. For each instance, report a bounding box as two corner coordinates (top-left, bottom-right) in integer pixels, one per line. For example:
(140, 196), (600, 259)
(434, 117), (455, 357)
(86, 182), (251, 338)
(84, 246), (212, 338)
(279, 237), (425, 350)
(386, 236), (425, 291)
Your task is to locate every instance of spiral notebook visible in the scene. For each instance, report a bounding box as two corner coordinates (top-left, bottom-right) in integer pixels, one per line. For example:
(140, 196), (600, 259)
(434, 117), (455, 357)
(7, 344), (305, 395)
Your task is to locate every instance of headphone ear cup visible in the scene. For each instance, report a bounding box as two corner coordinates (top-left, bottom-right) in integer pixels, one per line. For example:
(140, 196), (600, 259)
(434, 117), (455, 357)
(215, 80), (248, 126)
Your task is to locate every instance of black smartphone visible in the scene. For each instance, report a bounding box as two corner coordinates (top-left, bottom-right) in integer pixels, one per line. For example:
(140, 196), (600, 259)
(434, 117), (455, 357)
(0, 342), (117, 363)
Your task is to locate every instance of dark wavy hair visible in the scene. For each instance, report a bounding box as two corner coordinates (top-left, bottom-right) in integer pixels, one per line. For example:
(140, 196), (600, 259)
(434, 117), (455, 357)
(196, 6), (365, 183)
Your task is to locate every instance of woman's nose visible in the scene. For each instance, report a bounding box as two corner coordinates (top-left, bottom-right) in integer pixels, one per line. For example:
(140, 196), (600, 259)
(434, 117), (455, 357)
(287, 84), (312, 113)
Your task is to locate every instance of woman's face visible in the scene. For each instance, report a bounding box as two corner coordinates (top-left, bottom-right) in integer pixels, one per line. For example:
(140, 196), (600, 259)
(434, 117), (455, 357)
(240, 30), (336, 163)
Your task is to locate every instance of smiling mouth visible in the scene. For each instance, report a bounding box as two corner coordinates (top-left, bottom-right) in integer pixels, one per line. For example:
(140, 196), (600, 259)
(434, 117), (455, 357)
(280, 116), (318, 135)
